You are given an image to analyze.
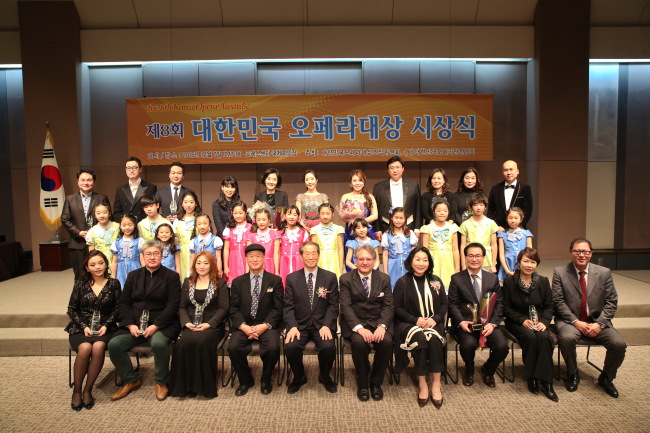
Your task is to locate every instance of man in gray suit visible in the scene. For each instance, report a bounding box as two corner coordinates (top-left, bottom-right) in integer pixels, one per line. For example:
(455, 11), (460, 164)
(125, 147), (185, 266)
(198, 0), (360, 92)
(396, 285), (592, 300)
(552, 238), (626, 398)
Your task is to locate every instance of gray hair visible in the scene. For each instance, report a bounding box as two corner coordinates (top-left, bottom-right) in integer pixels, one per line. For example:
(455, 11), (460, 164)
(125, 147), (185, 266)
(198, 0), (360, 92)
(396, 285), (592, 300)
(143, 239), (164, 253)
(299, 241), (320, 255)
(354, 243), (376, 260)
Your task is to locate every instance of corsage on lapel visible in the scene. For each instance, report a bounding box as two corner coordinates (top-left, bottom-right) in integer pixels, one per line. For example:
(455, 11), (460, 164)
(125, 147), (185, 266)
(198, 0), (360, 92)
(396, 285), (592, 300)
(318, 287), (330, 298)
(430, 280), (442, 294)
(266, 286), (274, 293)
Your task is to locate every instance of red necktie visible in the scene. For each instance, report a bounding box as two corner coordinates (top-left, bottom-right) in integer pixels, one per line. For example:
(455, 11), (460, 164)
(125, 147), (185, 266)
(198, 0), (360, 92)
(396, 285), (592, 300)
(578, 271), (588, 322)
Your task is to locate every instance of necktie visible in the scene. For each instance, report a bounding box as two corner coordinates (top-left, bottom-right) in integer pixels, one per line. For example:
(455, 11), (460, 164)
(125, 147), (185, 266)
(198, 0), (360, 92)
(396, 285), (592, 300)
(251, 275), (260, 318)
(578, 271), (588, 321)
(362, 276), (369, 297)
(471, 274), (481, 302)
(307, 272), (314, 308)
(173, 186), (179, 209)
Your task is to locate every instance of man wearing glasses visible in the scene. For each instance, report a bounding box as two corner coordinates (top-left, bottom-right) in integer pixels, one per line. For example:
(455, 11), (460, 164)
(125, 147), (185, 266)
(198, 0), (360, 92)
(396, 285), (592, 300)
(113, 156), (157, 222)
(552, 238), (627, 397)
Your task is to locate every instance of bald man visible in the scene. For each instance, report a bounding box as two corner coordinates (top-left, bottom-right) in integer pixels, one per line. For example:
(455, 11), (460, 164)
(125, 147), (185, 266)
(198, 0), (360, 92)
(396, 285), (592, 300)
(487, 160), (533, 230)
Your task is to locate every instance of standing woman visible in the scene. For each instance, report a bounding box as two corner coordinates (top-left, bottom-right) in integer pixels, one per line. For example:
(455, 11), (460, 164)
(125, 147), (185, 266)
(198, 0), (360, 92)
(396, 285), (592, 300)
(421, 168), (459, 224)
(454, 167), (484, 224)
(253, 168), (289, 216)
(393, 247), (447, 408)
(502, 247), (558, 402)
(169, 251), (229, 398)
(65, 250), (121, 410)
(212, 176), (241, 238)
(296, 169), (329, 229)
(339, 169), (378, 242)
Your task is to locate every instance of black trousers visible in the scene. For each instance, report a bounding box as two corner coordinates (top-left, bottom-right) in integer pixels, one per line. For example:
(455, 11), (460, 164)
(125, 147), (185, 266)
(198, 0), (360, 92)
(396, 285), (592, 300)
(284, 326), (336, 382)
(557, 323), (626, 379)
(348, 326), (393, 388)
(506, 323), (554, 382)
(409, 333), (445, 376)
(454, 327), (508, 376)
(228, 328), (280, 386)
(70, 247), (88, 281)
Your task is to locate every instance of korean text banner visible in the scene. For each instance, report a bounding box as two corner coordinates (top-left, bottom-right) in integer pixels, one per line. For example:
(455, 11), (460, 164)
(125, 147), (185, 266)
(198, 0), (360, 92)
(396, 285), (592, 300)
(127, 94), (493, 165)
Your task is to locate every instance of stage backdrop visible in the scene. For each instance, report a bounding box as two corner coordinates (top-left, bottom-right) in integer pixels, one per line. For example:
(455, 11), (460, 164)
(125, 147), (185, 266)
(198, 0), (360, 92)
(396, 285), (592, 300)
(127, 94), (493, 165)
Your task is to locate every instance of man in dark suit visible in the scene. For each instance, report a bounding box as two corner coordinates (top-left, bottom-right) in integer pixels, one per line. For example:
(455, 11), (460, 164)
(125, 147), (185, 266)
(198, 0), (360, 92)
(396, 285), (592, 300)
(372, 156), (421, 241)
(61, 168), (110, 280)
(552, 238), (626, 398)
(340, 244), (393, 402)
(448, 242), (509, 388)
(228, 243), (284, 396)
(487, 160), (533, 230)
(284, 241), (339, 394)
(113, 156), (157, 222)
(108, 240), (181, 401)
(155, 161), (193, 220)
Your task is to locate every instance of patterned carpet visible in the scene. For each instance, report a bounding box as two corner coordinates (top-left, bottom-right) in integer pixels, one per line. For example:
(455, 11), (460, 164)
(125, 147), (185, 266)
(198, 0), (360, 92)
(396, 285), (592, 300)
(1, 346), (649, 433)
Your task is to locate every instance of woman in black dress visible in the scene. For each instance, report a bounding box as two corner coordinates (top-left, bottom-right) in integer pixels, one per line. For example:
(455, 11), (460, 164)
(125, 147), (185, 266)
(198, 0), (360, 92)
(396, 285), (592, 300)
(169, 250), (229, 398)
(393, 247), (448, 408)
(502, 247), (558, 402)
(421, 168), (459, 224)
(212, 176), (241, 238)
(454, 167), (484, 224)
(252, 168), (289, 217)
(65, 250), (121, 410)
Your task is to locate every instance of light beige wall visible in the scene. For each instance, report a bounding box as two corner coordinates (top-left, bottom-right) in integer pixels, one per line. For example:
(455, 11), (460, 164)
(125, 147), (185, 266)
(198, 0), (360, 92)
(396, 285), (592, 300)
(586, 161), (616, 248)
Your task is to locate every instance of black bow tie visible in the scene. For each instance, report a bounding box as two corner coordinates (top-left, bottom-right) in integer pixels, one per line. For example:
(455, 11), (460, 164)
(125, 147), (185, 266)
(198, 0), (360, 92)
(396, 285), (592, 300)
(505, 185), (515, 189)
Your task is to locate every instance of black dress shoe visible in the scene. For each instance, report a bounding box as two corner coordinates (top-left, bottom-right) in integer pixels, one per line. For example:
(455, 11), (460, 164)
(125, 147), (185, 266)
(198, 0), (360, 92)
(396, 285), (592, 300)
(71, 392), (83, 411)
(357, 387), (370, 402)
(598, 374), (619, 398)
(260, 381), (273, 395)
(417, 394), (428, 408)
(539, 380), (559, 402)
(480, 367), (495, 388)
(235, 382), (254, 396)
(370, 384), (383, 401)
(318, 375), (337, 393)
(431, 396), (444, 409)
(83, 396), (95, 409)
(462, 375), (474, 387)
(287, 376), (307, 394)
(527, 377), (539, 394)
(566, 373), (580, 392)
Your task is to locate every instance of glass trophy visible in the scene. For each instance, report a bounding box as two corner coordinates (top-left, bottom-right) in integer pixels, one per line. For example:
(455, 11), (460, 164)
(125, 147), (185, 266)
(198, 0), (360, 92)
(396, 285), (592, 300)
(90, 310), (101, 336)
(468, 303), (483, 331)
(529, 305), (539, 331)
(274, 207), (286, 229)
(193, 304), (204, 327)
(85, 213), (94, 230)
(169, 199), (178, 221)
(139, 309), (150, 335)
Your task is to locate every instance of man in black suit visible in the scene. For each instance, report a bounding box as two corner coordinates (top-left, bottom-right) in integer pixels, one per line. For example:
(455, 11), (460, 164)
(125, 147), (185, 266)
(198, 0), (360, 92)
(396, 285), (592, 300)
(487, 160), (533, 230)
(228, 243), (284, 396)
(113, 156), (157, 222)
(155, 161), (193, 220)
(372, 156), (421, 241)
(108, 240), (181, 401)
(61, 168), (110, 280)
(284, 241), (339, 394)
(448, 242), (509, 388)
(340, 244), (393, 402)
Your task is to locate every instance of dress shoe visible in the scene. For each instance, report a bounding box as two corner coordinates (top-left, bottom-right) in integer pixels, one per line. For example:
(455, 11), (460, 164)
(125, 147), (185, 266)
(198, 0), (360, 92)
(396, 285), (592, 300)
(539, 380), (559, 402)
(417, 394), (429, 408)
(111, 380), (141, 401)
(260, 381), (273, 395)
(527, 378), (539, 394)
(235, 381), (254, 396)
(598, 374), (619, 398)
(462, 375), (474, 387)
(82, 392), (95, 409)
(71, 392), (83, 411)
(565, 373), (580, 392)
(357, 387), (370, 402)
(480, 366), (495, 388)
(370, 384), (383, 401)
(318, 375), (337, 393)
(431, 396), (444, 409)
(287, 376), (307, 394)
(155, 384), (169, 401)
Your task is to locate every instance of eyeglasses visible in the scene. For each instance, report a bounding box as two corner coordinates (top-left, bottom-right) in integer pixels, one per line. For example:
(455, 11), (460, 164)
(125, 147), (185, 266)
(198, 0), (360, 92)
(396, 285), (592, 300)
(247, 254), (265, 259)
(143, 252), (161, 257)
(467, 254), (483, 259)
(571, 250), (592, 256)
(125, 166), (140, 171)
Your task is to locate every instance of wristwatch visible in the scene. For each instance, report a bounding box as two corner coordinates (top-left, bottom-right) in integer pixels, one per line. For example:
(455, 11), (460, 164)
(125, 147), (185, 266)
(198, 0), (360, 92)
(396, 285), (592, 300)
(379, 324), (387, 329)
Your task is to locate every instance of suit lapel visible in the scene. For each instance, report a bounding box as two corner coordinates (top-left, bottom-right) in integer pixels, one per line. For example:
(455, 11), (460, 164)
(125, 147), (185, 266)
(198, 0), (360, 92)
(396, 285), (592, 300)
(586, 264), (597, 298)
(122, 184), (134, 207)
(368, 270), (382, 298)
(566, 263), (582, 296)
(351, 271), (366, 298)
(499, 182), (507, 212)
(312, 270), (326, 309)
(462, 271), (479, 303)
(382, 181), (392, 207)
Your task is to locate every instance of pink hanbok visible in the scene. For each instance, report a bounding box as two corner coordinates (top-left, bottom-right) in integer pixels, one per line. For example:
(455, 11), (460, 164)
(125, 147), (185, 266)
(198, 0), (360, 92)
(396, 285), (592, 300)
(279, 227), (310, 286)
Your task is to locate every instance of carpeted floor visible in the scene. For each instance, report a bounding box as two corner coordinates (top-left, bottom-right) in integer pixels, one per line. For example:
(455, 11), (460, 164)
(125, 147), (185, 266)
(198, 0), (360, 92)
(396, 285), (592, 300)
(1, 347), (649, 433)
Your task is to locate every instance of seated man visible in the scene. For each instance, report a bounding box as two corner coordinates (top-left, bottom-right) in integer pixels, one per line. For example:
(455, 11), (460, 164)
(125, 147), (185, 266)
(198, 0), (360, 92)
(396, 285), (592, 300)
(448, 242), (509, 388)
(552, 238), (627, 398)
(228, 243), (284, 396)
(108, 240), (181, 401)
(340, 244), (394, 402)
(284, 241), (339, 394)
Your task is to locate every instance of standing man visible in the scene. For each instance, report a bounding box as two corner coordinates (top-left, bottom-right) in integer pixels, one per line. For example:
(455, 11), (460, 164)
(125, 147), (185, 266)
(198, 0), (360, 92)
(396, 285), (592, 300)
(108, 240), (181, 401)
(552, 238), (626, 398)
(155, 161), (193, 220)
(228, 244), (284, 396)
(372, 156), (421, 241)
(487, 160), (533, 230)
(448, 243), (509, 387)
(61, 168), (110, 280)
(339, 244), (394, 402)
(113, 156), (157, 222)
(284, 241), (339, 394)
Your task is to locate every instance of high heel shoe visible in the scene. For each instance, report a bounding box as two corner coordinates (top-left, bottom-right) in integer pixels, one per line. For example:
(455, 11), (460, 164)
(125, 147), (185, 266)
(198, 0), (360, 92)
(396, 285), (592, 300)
(431, 395), (444, 409)
(71, 392), (83, 411)
(417, 394), (429, 407)
(83, 392), (95, 409)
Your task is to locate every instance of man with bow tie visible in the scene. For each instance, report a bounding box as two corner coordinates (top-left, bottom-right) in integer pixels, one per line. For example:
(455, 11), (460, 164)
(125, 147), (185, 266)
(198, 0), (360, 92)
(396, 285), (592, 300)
(284, 241), (339, 394)
(372, 156), (421, 241)
(487, 160), (533, 230)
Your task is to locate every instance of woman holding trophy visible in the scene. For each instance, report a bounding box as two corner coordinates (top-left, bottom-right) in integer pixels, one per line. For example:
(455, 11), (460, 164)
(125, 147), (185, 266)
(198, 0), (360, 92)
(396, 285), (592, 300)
(502, 247), (558, 402)
(65, 250), (121, 410)
(169, 251), (229, 398)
